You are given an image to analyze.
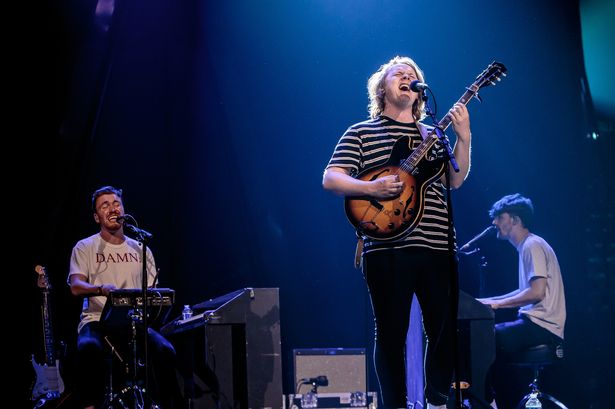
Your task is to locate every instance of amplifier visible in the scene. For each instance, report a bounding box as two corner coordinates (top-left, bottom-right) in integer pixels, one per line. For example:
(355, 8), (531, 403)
(165, 288), (283, 409)
(293, 348), (366, 394)
(288, 392), (377, 409)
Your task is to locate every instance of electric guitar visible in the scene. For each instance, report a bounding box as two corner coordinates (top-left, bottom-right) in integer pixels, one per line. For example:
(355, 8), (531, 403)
(31, 265), (65, 403)
(344, 61), (507, 240)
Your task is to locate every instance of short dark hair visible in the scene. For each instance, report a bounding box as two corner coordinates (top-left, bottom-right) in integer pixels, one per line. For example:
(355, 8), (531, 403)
(489, 193), (534, 229)
(91, 185), (123, 212)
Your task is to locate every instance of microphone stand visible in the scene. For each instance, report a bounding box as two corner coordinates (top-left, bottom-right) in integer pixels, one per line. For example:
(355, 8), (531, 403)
(421, 89), (463, 409)
(122, 215), (154, 408)
(459, 226), (496, 298)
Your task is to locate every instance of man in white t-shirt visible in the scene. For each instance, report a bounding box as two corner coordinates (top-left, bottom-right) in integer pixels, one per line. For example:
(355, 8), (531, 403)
(479, 193), (566, 409)
(68, 185), (181, 409)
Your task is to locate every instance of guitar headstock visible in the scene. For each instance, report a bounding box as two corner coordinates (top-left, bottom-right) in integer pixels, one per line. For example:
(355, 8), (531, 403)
(35, 265), (51, 290)
(473, 61), (507, 90)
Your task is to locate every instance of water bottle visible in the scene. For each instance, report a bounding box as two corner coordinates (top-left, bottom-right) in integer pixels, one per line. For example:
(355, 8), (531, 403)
(525, 392), (542, 409)
(182, 304), (193, 320)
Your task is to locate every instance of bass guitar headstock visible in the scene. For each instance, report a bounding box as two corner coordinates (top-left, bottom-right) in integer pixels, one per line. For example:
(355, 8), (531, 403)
(35, 265), (51, 291)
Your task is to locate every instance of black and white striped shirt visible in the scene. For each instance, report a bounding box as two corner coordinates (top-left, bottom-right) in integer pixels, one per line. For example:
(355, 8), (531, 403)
(326, 116), (452, 253)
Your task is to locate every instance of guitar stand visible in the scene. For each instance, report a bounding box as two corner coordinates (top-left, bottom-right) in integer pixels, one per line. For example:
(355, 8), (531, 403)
(101, 308), (160, 409)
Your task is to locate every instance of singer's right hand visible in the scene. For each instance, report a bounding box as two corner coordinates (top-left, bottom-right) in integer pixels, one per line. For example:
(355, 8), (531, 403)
(369, 175), (404, 199)
(100, 284), (116, 297)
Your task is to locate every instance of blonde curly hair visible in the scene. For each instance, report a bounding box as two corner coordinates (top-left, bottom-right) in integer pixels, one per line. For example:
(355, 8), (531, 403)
(367, 56), (426, 120)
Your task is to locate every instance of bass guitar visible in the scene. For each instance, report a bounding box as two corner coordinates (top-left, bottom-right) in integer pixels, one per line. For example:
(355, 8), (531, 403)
(344, 61), (507, 240)
(31, 265), (65, 404)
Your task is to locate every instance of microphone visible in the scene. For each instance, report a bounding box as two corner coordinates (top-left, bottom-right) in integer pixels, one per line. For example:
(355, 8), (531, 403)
(301, 375), (329, 386)
(459, 226), (496, 251)
(410, 80), (429, 92)
(117, 214), (153, 240)
(116, 214), (133, 223)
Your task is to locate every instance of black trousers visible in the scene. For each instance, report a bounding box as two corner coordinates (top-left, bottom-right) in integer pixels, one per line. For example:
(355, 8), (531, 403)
(75, 321), (181, 408)
(363, 247), (454, 407)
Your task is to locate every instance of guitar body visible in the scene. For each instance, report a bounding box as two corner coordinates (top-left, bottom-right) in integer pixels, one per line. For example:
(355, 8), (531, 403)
(31, 265), (66, 407)
(342, 61), (508, 240)
(32, 356), (64, 401)
(344, 135), (445, 240)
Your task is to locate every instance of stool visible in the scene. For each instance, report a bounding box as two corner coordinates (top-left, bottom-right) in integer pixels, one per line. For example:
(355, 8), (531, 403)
(509, 343), (568, 409)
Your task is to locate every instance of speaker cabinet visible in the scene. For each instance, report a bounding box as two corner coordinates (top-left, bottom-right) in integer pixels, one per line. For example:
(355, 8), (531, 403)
(293, 348), (366, 394)
(168, 288), (282, 409)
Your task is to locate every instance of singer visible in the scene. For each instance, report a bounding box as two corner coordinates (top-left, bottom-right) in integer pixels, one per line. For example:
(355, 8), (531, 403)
(67, 185), (182, 409)
(478, 194), (566, 408)
(323, 56), (473, 409)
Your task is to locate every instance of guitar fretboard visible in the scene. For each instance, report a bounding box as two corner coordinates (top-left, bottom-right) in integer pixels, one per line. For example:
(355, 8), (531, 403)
(403, 84), (480, 171)
(42, 289), (57, 365)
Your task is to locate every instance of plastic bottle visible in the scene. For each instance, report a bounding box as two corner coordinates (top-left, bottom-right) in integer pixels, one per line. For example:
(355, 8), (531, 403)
(525, 392), (542, 409)
(182, 304), (193, 320)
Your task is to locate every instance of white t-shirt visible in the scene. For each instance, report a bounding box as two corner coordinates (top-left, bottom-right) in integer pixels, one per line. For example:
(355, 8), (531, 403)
(67, 233), (157, 333)
(517, 233), (566, 339)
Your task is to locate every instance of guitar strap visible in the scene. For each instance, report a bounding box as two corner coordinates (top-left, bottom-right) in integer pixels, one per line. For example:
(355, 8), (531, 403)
(417, 121), (431, 141)
(354, 235), (364, 269)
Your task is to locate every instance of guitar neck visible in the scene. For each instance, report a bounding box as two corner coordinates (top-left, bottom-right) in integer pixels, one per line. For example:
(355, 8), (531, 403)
(41, 290), (57, 365)
(435, 86), (478, 132)
(404, 85), (479, 170)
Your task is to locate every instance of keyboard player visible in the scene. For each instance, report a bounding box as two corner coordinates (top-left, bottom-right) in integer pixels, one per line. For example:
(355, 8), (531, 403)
(478, 194), (566, 409)
(67, 185), (182, 409)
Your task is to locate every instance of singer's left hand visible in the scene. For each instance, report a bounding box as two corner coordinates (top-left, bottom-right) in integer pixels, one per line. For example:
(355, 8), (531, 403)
(448, 103), (471, 143)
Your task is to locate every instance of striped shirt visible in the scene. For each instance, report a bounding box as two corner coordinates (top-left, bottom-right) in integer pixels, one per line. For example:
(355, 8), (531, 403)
(326, 116), (452, 253)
